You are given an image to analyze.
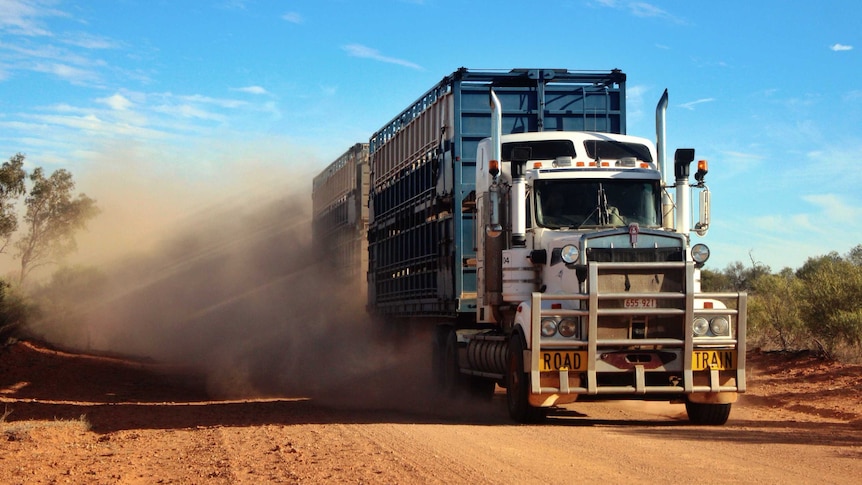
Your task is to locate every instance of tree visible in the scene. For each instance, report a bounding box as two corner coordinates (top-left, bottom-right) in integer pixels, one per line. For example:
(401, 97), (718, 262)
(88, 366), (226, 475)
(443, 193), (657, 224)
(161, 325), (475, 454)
(15, 167), (100, 283)
(846, 244), (862, 267)
(0, 153), (27, 253)
(797, 256), (862, 358)
(706, 259), (771, 293)
(748, 272), (806, 351)
(700, 267), (733, 292)
(796, 251), (843, 280)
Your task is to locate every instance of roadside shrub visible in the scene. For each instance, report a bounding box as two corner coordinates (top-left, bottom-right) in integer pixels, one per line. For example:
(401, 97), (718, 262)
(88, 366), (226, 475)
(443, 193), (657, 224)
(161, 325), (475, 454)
(748, 272), (808, 351)
(797, 257), (862, 359)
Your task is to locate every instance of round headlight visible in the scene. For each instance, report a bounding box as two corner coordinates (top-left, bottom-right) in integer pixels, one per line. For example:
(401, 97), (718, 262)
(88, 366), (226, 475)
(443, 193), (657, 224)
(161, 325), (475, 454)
(541, 318), (558, 337)
(561, 244), (579, 264)
(692, 317), (710, 336)
(558, 318), (579, 338)
(691, 244), (710, 264)
(710, 317), (730, 336)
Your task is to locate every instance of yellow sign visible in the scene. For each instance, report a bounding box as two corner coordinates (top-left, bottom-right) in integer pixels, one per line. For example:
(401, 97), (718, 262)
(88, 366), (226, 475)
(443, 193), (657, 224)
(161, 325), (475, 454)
(539, 351), (588, 372)
(692, 350), (737, 371)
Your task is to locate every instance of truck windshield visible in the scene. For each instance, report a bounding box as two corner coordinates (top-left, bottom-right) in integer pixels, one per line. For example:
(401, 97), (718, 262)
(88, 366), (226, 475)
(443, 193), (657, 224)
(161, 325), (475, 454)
(535, 179), (661, 229)
(584, 140), (653, 162)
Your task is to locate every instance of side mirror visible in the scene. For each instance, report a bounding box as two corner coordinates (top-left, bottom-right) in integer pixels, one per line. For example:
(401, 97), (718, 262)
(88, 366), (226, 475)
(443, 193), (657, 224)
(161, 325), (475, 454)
(695, 187), (710, 236)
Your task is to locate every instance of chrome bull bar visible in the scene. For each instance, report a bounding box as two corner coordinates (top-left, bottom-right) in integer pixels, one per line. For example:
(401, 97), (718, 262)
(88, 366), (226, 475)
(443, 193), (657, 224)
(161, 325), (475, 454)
(527, 261), (747, 396)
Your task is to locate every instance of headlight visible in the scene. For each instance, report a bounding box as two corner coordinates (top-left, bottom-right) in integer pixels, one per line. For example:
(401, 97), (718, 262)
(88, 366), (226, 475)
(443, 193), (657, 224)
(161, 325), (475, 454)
(541, 318), (558, 337)
(710, 317), (730, 336)
(558, 318), (579, 338)
(692, 317), (710, 336)
(561, 244), (579, 264)
(691, 244), (710, 264)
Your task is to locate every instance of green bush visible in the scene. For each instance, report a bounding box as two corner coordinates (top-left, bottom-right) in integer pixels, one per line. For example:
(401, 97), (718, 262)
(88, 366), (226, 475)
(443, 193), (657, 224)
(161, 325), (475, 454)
(748, 272), (807, 351)
(797, 257), (862, 358)
(707, 245), (862, 362)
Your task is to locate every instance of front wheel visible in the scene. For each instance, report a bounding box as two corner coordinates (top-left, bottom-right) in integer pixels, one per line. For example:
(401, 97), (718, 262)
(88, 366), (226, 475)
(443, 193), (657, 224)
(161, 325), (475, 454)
(506, 333), (545, 423)
(685, 401), (731, 425)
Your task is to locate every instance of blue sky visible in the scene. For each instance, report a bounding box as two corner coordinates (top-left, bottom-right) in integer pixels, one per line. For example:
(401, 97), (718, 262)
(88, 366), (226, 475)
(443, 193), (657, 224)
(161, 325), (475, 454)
(0, 0), (860, 272)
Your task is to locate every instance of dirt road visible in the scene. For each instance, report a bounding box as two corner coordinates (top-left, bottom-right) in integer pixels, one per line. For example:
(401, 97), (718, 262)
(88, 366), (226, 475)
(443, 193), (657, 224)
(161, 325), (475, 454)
(1, 341), (860, 484)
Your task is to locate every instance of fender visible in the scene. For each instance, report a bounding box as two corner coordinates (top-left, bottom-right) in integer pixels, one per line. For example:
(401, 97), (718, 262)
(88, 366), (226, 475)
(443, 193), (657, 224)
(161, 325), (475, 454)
(513, 300), (533, 349)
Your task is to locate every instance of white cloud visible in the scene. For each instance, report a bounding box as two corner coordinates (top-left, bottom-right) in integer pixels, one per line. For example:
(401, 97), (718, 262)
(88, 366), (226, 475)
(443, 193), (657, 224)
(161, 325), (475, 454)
(342, 44), (423, 70)
(802, 194), (862, 226)
(679, 98), (715, 110)
(31, 61), (101, 85)
(217, 0), (249, 10)
(721, 150), (765, 161)
(60, 32), (122, 50)
(830, 43), (853, 52)
(98, 93), (133, 111)
(592, 0), (685, 24)
(152, 104), (226, 122)
(282, 12), (303, 24)
(0, 0), (67, 36)
(234, 86), (268, 95)
(175, 94), (246, 109)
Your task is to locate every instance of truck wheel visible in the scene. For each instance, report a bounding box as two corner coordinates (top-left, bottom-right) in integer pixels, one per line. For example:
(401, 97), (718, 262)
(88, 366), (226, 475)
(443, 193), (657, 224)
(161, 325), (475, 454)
(685, 401), (731, 425)
(468, 376), (497, 401)
(506, 333), (545, 423)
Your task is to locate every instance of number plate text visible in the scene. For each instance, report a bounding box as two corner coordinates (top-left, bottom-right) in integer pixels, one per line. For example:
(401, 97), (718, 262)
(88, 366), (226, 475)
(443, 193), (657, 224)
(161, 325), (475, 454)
(539, 351), (588, 372)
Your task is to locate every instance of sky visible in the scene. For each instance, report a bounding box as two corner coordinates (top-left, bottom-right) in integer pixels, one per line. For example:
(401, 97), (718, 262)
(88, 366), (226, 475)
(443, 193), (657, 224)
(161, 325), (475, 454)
(0, 0), (860, 272)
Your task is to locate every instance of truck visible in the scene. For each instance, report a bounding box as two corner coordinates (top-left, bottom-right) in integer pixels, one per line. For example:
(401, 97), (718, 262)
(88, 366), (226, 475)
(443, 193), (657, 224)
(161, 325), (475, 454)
(312, 68), (746, 424)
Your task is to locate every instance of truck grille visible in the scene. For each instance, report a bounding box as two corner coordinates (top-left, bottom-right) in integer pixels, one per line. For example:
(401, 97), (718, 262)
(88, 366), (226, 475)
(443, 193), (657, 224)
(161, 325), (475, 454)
(587, 247), (683, 263)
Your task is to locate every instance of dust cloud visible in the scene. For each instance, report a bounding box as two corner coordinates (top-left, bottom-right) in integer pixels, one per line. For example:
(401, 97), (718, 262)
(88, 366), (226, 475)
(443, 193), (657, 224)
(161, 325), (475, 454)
(24, 149), (439, 413)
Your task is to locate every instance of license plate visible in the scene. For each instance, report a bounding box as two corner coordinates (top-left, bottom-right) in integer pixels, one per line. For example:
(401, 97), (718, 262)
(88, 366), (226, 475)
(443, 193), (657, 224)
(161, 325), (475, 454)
(692, 350), (737, 371)
(539, 351), (587, 372)
(624, 298), (656, 308)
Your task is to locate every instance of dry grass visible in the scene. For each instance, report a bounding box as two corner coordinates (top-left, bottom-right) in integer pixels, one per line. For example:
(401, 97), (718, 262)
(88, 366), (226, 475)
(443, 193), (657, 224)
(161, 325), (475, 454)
(1, 411), (91, 442)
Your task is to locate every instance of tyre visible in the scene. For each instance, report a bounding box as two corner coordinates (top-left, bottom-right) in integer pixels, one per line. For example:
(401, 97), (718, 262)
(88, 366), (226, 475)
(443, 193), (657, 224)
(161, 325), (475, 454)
(685, 401), (731, 425)
(506, 333), (546, 423)
(436, 327), (497, 401)
(468, 375), (497, 401)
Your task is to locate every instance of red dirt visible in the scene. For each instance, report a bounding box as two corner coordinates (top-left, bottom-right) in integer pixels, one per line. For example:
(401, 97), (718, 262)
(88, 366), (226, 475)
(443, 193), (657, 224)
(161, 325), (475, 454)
(0, 340), (860, 484)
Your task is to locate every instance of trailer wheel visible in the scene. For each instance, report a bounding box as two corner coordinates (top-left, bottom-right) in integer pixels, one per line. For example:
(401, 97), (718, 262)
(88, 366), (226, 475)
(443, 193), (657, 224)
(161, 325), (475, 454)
(506, 333), (545, 423)
(685, 401), (731, 425)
